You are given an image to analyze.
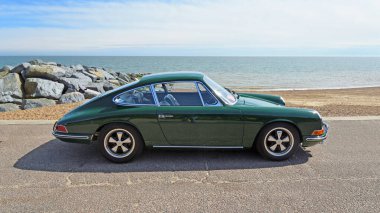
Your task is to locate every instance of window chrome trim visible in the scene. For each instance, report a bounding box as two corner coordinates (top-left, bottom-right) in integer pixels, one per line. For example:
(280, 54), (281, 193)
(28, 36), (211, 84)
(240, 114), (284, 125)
(150, 84), (159, 105)
(196, 81), (223, 107)
(113, 80), (224, 107)
(113, 85), (158, 107)
(151, 80), (222, 107)
(152, 81), (203, 107)
(195, 81), (205, 106)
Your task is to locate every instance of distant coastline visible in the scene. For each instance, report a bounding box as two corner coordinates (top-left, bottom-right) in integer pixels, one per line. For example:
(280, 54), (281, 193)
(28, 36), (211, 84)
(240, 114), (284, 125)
(235, 85), (380, 92)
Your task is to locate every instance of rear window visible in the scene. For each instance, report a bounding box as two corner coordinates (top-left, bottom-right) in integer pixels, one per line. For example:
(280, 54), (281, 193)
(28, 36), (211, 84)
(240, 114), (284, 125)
(114, 85), (155, 105)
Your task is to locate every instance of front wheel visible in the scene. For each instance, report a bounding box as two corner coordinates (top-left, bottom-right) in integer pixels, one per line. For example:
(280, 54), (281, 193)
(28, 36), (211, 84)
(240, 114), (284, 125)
(98, 124), (144, 163)
(256, 123), (300, 161)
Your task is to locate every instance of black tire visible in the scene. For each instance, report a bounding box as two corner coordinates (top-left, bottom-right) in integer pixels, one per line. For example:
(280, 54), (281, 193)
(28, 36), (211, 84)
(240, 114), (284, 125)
(98, 123), (144, 163)
(256, 122), (300, 161)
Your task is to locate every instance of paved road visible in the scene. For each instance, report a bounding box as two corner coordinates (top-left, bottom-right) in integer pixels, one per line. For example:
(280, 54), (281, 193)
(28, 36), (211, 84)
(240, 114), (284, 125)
(0, 120), (379, 212)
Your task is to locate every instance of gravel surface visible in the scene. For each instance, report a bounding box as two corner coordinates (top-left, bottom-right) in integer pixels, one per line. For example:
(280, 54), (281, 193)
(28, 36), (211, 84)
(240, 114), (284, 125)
(0, 120), (379, 212)
(0, 102), (82, 120)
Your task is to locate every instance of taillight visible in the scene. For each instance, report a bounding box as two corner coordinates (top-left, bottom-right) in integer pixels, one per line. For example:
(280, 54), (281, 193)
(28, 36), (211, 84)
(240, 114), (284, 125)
(55, 125), (68, 133)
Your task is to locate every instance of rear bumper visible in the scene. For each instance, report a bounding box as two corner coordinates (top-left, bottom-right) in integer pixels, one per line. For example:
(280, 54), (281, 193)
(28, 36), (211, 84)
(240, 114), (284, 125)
(52, 132), (92, 143)
(303, 122), (329, 147)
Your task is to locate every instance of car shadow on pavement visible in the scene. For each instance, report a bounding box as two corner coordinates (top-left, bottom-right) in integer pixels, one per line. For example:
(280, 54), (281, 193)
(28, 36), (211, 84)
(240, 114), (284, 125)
(14, 139), (311, 173)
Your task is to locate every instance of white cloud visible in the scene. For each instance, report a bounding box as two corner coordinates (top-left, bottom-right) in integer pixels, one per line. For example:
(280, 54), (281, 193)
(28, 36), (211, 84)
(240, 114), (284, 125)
(1, 0), (380, 55)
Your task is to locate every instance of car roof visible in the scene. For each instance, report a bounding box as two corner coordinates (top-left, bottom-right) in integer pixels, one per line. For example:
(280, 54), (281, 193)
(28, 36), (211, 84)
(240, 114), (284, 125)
(138, 71), (205, 85)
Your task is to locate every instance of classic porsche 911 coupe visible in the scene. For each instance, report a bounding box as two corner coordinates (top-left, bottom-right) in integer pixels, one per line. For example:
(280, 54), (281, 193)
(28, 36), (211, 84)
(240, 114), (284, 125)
(53, 71), (328, 163)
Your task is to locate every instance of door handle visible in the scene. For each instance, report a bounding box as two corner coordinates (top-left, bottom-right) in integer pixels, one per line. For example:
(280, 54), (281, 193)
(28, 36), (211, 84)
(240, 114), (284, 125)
(158, 114), (174, 119)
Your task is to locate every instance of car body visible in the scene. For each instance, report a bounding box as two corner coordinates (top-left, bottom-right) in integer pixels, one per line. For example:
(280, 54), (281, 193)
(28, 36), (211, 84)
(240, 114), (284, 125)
(53, 71), (328, 162)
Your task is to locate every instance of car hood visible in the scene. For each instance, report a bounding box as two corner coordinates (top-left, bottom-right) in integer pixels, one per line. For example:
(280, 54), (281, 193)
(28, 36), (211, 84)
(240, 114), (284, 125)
(235, 96), (281, 107)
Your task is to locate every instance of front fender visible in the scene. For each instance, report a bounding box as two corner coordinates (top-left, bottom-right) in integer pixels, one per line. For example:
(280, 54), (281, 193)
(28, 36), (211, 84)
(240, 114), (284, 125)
(239, 106), (322, 148)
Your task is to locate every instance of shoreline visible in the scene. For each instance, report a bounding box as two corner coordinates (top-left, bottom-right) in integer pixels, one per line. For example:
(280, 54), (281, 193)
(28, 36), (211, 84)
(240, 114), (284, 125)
(0, 86), (379, 120)
(242, 85), (380, 92)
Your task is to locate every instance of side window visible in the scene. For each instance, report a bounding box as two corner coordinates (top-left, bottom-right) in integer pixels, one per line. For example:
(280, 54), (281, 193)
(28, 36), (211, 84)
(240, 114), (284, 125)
(197, 83), (219, 106)
(114, 85), (155, 105)
(154, 82), (202, 106)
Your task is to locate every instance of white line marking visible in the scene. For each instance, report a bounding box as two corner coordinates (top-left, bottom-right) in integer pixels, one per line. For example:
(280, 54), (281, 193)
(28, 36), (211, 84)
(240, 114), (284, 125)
(0, 120), (56, 125)
(324, 116), (380, 121)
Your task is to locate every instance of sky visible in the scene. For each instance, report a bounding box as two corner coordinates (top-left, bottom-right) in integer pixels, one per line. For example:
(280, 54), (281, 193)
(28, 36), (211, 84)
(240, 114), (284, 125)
(0, 0), (380, 56)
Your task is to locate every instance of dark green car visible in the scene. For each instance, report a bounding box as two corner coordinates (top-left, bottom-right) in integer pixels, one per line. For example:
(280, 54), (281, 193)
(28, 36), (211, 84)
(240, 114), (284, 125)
(53, 72), (328, 163)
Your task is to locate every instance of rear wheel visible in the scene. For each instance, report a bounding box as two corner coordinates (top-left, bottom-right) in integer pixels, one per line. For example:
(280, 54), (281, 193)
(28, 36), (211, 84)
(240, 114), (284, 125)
(98, 124), (144, 163)
(256, 123), (300, 161)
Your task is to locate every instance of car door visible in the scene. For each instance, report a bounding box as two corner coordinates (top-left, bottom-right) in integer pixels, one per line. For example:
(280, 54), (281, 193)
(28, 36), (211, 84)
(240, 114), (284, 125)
(154, 81), (244, 147)
(113, 85), (167, 145)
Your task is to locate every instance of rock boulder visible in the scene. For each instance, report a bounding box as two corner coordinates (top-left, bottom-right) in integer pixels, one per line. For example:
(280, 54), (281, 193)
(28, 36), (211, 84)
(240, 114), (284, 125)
(0, 73), (23, 99)
(10, 63), (30, 74)
(59, 77), (89, 91)
(81, 70), (99, 82)
(28, 59), (43, 65)
(100, 69), (115, 80)
(0, 103), (20, 112)
(58, 92), (85, 104)
(0, 65), (13, 72)
(0, 95), (22, 104)
(71, 72), (93, 82)
(103, 81), (119, 91)
(84, 82), (105, 93)
(22, 98), (56, 110)
(84, 89), (101, 99)
(0, 59), (147, 111)
(73, 64), (84, 71)
(116, 72), (131, 82)
(24, 78), (65, 99)
(0, 70), (9, 78)
(88, 68), (105, 80)
(25, 65), (66, 81)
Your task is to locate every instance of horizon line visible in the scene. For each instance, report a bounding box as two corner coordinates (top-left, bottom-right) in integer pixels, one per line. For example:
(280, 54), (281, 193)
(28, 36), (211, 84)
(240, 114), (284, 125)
(1, 55), (380, 58)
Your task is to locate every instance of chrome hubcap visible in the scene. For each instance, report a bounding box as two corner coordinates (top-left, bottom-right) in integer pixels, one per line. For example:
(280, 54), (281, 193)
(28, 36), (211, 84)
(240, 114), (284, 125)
(104, 129), (135, 158)
(264, 127), (294, 157)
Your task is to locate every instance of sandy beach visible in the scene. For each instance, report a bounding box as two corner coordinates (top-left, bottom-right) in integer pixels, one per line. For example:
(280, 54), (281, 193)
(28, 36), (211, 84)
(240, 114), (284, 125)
(244, 86), (380, 117)
(0, 87), (379, 120)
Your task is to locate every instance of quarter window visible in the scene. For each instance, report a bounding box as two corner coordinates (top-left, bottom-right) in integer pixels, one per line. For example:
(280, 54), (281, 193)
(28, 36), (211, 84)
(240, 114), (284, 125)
(114, 85), (155, 105)
(154, 82), (203, 106)
(204, 76), (237, 105)
(197, 83), (219, 106)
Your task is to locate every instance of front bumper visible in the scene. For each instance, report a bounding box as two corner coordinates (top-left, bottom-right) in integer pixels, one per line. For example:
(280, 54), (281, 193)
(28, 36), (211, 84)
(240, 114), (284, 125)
(303, 122), (329, 146)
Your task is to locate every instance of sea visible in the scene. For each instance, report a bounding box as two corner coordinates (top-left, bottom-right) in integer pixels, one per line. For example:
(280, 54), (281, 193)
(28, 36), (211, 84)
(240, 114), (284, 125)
(1, 56), (380, 90)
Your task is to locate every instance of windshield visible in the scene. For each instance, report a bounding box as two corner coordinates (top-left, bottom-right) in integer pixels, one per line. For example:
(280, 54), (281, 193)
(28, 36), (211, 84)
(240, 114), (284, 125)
(203, 76), (237, 105)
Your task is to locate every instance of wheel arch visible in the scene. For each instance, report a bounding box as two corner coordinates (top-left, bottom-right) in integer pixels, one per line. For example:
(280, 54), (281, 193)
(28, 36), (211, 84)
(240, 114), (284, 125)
(93, 121), (145, 144)
(252, 119), (303, 147)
